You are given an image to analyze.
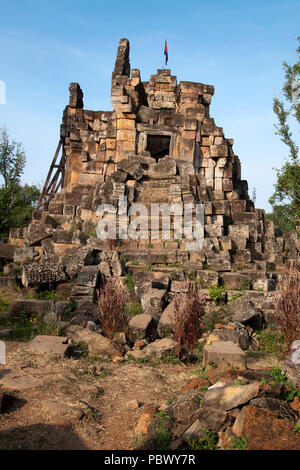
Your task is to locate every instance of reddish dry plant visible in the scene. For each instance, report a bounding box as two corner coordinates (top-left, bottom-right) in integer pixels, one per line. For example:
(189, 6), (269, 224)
(98, 276), (130, 340)
(173, 281), (206, 358)
(275, 258), (300, 352)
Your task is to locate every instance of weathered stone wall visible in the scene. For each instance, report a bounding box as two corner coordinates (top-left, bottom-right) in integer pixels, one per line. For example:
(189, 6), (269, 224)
(54, 38), (251, 222)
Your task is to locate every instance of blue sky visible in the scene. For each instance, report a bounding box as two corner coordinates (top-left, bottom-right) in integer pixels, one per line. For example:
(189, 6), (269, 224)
(0, 0), (299, 210)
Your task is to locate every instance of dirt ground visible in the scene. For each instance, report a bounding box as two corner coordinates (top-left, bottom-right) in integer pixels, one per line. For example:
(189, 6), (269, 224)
(0, 340), (281, 450)
(0, 341), (195, 450)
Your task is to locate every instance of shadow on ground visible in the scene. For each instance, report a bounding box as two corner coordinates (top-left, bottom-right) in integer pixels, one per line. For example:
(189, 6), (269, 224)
(0, 423), (89, 450)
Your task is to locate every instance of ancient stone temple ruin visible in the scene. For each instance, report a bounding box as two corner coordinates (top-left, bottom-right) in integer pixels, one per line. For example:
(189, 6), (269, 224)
(2, 39), (300, 451)
(5, 38), (298, 327)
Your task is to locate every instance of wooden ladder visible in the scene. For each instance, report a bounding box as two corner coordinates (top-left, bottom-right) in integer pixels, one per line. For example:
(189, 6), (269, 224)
(36, 138), (66, 211)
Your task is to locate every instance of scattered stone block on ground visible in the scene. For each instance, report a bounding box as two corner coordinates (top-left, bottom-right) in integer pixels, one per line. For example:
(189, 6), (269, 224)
(26, 335), (69, 356)
(65, 325), (123, 359)
(143, 338), (177, 360)
(203, 340), (246, 369)
(201, 381), (260, 411)
(128, 314), (155, 341)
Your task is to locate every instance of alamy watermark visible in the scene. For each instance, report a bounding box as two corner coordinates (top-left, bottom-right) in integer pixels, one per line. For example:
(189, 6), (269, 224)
(0, 80), (6, 104)
(96, 197), (205, 250)
(0, 340), (5, 365)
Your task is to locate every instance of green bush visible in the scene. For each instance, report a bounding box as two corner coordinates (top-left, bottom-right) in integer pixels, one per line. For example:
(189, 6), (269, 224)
(150, 412), (171, 450)
(230, 435), (247, 450)
(208, 284), (225, 303)
(256, 327), (286, 357)
(33, 290), (58, 301)
(124, 302), (143, 317)
(185, 430), (218, 450)
(125, 273), (134, 290)
(3, 311), (60, 341)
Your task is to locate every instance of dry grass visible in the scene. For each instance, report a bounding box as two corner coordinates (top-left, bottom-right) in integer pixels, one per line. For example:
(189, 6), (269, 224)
(275, 258), (300, 351)
(97, 277), (130, 340)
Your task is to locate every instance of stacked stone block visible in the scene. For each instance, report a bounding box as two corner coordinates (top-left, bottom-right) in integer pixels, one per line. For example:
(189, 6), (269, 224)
(6, 37), (297, 303)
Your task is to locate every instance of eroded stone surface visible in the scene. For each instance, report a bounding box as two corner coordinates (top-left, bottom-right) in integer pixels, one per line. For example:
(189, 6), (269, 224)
(203, 340), (246, 369)
(201, 381), (260, 410)
(65, 325), (123, 359)
(232, 405), (300, 450)
(26, 335), (69, 356)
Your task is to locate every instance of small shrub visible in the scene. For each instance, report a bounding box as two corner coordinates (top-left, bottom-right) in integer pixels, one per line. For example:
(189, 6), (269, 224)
(173, 282), (206, 358)
(125, 273), (134, 290)
(5, 311), (37, 341)
(294, 423), (300, 433)
(69, 299), (78, 310)
(230, 435), (247, 450)
(233, 379), (244, 386)
(158, 327), (173, 338)
(38, 320), (60, 336)
(98, 277), (130, 340)
(150, 411), (171, 450)
(3, 311), (60, 341)
(124, 302), (143, 317)
(261, 366), (300, 401)
(160, 352), (181, 364)
(191, 365), (209, 380)
(195, 341), (205, 362)
(229, 293), (242, 302)
(0, 300), (9, 313)
(33, 289), (58, 301)
(170, 272), (180, 281)
(168, 262), (180, 268)
(68, 341), (88, 358)
(256, 327), (286, 357)
(185, 430), (218, 450)
(208, 284), (225, 303)
(208, 361), (217, 369)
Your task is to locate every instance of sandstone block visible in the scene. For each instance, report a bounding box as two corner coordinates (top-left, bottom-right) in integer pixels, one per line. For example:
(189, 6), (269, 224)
(196, 270), (219, 288)
(117, 159), (143, 180)
(143, 337), (177, 360)
(128, 314), (155, 341)
(231, 405), (300, 450)
(220, 272), (251, 290)
(141, 289), (167, 319)
(229, 296), (263, 329)
(148, 157), (177, 179)
(203, 341), (246, 370)
(77, 266), (100, 287)
(64, 325), (123, 359)
(182, 408), (228, 441)
(202, 381), (260, 411)
(26, 335), (69, 356)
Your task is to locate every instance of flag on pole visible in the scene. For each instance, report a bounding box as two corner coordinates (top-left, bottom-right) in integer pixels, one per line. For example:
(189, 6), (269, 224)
(164, 40), (168, 66)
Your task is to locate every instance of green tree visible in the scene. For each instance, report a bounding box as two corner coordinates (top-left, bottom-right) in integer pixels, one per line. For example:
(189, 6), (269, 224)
(268, 37), (300, 234)
(0, 126), (40, 237)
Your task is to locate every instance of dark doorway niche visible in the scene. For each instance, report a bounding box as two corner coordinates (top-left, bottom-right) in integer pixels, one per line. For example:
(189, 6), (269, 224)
(146, 135), (171, 161)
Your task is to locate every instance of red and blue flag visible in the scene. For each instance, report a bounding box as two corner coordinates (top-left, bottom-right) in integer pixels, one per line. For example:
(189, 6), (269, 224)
(164, 40), (168, 66)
